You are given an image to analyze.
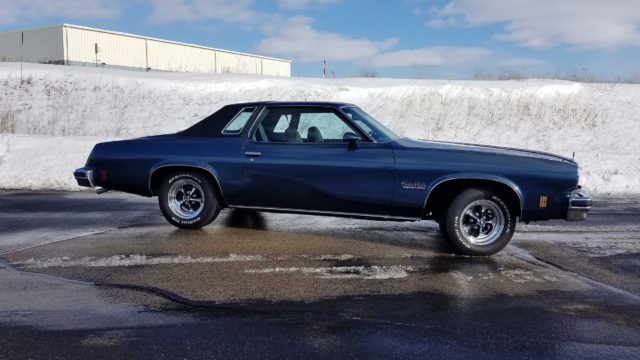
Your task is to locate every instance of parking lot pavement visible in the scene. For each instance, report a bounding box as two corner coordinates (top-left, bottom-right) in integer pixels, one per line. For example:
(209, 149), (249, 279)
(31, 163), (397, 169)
(1, 191), (639, 359)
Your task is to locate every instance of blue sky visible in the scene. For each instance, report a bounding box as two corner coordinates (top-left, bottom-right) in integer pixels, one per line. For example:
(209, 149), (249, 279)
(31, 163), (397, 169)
(2, 0), (639, 79)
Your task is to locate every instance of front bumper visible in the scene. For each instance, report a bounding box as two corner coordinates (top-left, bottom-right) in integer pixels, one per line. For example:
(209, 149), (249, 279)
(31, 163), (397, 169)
(566, 188), (592, 221)
(74, 167), (94, 188)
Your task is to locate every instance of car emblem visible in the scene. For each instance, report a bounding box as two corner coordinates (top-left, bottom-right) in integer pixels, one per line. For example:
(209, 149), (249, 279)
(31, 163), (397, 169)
(401, 181), (426, 190)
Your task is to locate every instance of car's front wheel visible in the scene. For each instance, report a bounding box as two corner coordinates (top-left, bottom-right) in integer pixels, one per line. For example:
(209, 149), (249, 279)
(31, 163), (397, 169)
(441, 188), (515, 256)
(158, 171), (220, 229)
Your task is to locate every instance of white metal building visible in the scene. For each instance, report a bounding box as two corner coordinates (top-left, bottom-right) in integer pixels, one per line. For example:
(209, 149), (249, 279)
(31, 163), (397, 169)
(0, 24), (291, 77)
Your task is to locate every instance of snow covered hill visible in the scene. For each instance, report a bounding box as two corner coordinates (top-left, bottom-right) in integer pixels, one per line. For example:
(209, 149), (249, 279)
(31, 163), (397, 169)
(0, 63), (638, 194)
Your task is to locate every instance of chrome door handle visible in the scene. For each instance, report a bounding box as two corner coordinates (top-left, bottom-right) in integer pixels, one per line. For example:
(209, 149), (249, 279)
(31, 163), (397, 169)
(244, 151), (261, 157)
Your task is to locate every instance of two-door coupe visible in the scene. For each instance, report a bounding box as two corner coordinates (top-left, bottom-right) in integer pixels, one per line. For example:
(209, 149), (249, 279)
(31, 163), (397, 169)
(74, 101), (592, 255)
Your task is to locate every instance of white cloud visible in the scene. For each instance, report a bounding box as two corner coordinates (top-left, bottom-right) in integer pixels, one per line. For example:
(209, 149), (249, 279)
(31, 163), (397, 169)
(257, 15), (490, 68)
(369, 47), (492, 68)
(0, 0), (120, 25)
(257, 16), (397, 62)
(428, 0), (640, 50)
(277, 0), (341, 10)
(147, 0), (260, 26)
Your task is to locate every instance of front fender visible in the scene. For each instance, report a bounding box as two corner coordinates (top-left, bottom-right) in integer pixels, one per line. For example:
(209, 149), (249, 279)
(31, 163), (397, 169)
(422, 173), (525, 219)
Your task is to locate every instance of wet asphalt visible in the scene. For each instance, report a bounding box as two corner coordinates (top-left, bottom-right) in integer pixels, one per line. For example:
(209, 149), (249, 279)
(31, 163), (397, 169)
(0, 191), (639, 359)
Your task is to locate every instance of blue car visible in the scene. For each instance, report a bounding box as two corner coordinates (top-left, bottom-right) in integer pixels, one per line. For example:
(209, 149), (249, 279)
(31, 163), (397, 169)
(74, 101), (592, 255)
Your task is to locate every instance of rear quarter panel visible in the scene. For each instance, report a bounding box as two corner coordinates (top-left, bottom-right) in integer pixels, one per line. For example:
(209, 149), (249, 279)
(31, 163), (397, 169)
(87, 135), (244, 202)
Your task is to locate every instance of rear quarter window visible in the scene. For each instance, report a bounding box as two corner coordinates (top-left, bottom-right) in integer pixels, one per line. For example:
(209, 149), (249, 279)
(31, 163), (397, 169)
(222, 107), (256, 135)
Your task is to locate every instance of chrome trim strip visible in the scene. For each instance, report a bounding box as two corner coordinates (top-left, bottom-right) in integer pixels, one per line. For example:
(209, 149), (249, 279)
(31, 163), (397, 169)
(228, 205), (420, 221)
(245, 105), (268, 141)
(422, 176), (525, 220)
(88, 170), (95, 188)
(148, 164), (226, 202)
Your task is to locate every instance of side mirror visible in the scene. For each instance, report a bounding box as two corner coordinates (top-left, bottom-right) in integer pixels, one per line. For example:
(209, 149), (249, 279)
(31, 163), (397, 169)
(343, 132), (361, 148)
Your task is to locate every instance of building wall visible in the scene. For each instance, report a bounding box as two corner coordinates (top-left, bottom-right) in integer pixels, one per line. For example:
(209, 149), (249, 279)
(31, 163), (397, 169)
(216, 50), (261, 74)
(64, 26), (147, 68)
(146, 39), (217, 73)
(0, 25), (64, 63)
(262, 58), (291, 77)
(0, 24), (290, 77)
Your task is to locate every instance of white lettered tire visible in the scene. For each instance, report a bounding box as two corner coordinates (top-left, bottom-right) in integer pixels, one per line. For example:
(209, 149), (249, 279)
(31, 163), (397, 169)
(158, 171), (220, 229)
(442, 188), (515, 256)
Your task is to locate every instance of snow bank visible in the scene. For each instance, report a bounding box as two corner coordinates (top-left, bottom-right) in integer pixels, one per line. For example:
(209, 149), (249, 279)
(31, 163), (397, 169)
(0, 134), (112, 190)
(0, 63), (638, 194)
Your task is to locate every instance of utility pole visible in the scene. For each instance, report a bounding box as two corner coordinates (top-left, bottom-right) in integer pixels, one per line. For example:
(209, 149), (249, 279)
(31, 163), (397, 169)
(20, 32), (23, 83)
(94, 43), (99, 67)
(322, 59), (327, 78)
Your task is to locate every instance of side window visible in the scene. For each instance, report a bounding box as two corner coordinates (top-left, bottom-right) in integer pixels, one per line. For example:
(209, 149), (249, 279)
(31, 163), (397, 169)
(345, 113), (374, 134)
(222, 107), (255, 135)
(272, 115), (291, 133)
(298, 112), (354, 142)
(251, 107), (358, 143)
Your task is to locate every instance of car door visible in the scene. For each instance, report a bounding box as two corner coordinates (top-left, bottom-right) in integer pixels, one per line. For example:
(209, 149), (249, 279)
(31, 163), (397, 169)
(241, 106), (396, 216)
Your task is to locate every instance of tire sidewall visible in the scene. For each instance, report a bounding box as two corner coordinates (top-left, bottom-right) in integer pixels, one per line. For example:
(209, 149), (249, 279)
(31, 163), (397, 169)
(446, 189), (515, 256)
(159, 172), (218, 229)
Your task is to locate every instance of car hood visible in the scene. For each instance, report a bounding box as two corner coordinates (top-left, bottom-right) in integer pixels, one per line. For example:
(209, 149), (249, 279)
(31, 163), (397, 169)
(397, 138), (577, 165)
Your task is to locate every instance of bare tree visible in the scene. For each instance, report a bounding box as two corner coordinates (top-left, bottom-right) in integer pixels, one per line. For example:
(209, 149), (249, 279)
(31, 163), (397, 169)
(411, 63), (429, 79)
(359, 66), (378, 78)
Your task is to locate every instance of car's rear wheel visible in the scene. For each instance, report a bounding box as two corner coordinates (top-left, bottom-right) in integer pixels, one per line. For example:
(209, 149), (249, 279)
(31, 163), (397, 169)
(158, 171), (219, 229)
(441, 188), (515, 256)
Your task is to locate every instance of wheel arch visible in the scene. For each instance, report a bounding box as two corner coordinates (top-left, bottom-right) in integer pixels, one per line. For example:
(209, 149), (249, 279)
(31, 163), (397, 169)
(423, 175), (524, 221)
(148, 163), (227, 207)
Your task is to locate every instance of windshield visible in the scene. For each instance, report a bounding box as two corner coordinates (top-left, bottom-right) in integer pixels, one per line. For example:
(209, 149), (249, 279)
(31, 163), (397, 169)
(341, 107), (400, 143)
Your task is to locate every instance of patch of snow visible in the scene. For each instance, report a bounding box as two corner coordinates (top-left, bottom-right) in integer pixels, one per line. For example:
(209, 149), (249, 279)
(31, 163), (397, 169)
(450, 271), (473, 282)
(500, 269), (546, 283)
(314, 254), (356, 261)
(245, 265), (413, 279)
(14, 254), (263, 268)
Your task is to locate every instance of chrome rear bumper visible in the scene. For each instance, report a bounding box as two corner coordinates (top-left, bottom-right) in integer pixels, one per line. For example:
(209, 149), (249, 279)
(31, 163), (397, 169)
(74, 167), (94, 188)
(566, 189), (592, 221)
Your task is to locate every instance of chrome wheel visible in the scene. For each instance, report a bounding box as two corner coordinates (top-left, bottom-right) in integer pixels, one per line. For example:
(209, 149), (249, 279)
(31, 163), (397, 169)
(459, 199), (505, 245)
(167, 179), (205, 219)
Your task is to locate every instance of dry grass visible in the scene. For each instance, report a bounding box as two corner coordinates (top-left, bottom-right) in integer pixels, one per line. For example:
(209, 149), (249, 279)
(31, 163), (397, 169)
(472, 68), (640, 84)
(0, 99), (17, 133)
(358, 66), (378, 78)
(0, 68), (630, 150)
